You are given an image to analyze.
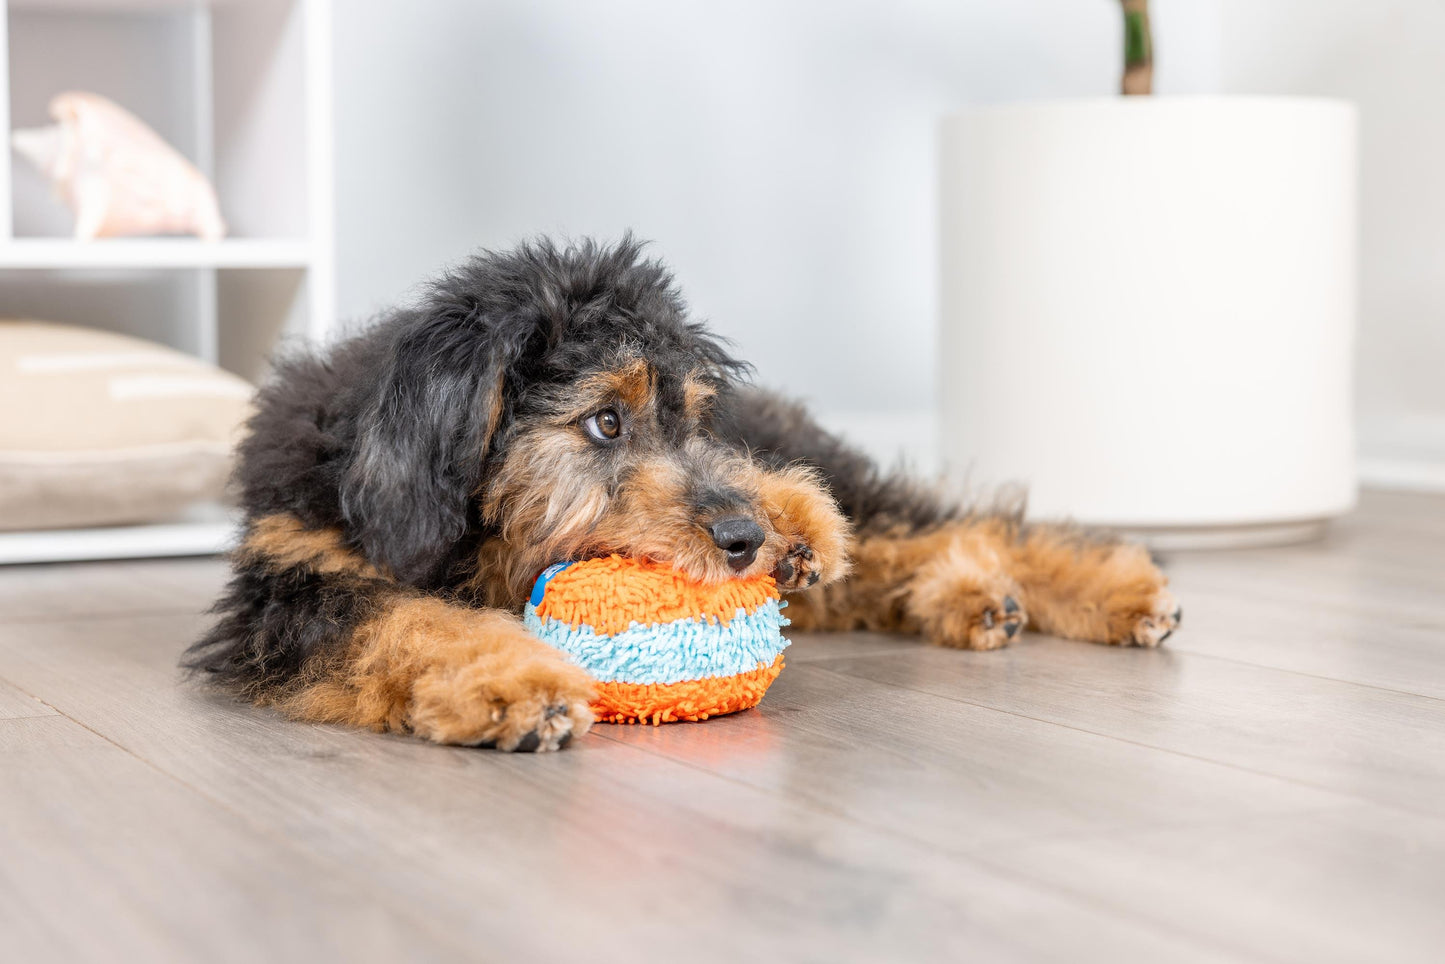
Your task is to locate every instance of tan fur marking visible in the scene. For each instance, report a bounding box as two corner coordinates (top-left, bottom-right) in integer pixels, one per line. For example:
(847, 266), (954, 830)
(480, 368), (507, 452)
(276, 596), (594, 749)
(563, 358), (654, 419)
(588, 456), (722, 579)
(243, 514), (381, 579)
(682, 373), (717, 421)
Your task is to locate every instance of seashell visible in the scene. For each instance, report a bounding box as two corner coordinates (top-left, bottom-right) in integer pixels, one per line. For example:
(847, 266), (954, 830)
(10, 91), (226, 241)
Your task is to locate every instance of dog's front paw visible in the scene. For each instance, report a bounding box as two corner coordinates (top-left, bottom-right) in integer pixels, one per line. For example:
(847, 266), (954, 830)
(408, 650), (595, 751)
(757, 466), (852, 592)
(772, 543), (822, 591)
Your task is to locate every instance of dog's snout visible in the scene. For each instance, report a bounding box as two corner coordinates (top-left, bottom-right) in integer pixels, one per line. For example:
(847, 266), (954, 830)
(709, 517), (765, 571)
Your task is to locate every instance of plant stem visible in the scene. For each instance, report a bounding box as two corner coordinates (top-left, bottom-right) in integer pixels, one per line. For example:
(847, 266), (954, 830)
(1121, 0), (1153, 96)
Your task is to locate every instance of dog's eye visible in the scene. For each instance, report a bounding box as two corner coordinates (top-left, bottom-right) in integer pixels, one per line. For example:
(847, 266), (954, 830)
(582, 408), (623, 443)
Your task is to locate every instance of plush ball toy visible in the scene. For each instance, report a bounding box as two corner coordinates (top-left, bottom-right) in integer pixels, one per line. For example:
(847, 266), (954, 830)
(524, 555), (790, 725)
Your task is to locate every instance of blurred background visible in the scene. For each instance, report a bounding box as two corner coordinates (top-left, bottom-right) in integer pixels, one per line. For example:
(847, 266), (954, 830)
(328, 0), (1440, 487)
(0, 0), (1441, 561)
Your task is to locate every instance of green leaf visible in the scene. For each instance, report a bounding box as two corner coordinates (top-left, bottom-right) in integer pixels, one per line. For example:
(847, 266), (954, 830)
(1124, 11), (1151, 66)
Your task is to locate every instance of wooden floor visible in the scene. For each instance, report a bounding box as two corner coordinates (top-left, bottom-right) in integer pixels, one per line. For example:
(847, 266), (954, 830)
(2, 490), (1443, 963)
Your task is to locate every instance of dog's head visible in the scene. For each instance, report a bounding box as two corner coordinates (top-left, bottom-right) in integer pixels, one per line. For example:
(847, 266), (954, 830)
(340, 236), (848, 597)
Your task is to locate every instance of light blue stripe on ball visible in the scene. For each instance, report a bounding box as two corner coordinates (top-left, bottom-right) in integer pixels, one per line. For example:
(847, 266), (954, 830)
(524, 599), (790, 686)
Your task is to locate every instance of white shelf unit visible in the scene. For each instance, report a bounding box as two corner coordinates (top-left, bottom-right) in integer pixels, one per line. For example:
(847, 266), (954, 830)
(0, 237), (313, 269)
(0, 0), (335, 563)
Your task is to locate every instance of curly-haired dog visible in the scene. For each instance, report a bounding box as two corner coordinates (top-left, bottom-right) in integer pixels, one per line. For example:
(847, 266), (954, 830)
(186, 237), (1181, 752)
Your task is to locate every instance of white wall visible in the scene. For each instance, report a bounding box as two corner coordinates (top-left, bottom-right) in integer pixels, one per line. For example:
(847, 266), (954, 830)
(1217, 0), (1445, 486)
(332, 0), (1220, 419)
(335, 2), (1445, 487)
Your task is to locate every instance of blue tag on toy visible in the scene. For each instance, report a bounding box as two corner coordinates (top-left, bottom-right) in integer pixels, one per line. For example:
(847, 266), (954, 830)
(529, 561), (575, 607)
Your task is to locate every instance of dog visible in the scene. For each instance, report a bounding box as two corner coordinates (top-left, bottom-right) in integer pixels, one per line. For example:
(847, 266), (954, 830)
(186, 236), (1180, 752)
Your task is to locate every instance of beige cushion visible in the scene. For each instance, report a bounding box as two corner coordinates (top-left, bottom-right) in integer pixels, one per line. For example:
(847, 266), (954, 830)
(0, 320), (254, 530)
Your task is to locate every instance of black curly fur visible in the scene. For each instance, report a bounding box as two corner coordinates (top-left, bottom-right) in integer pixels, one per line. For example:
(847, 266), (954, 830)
(187, 236), (928, 692)
(198, 565), (382, 697)
(223, 237), (752, 580)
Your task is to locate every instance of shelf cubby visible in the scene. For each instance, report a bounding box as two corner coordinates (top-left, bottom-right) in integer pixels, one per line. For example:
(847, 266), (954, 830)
(0, 0), (334, 562)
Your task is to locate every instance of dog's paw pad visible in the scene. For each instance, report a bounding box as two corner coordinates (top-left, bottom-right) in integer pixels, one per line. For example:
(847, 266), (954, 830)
(971, 595), (1026, 649)
(926, 590), (1027, 651)
(774, 543), (823, 592)
(492, 700), (586, 752)
(1128, 590), (1182, 647)
(410, 656), (595, 751)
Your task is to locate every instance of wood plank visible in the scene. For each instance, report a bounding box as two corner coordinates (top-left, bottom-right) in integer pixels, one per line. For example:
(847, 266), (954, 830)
(975, 804), (1445, 964)
(784, 628), (926, 664)
(1156, 583), (1445, 699)
(815, 636), (1445, 816)
(1162, 548), (1445, 625)
(2, 487), (1441, 961)
(1351, 489), (1445, 534)
(0, 714), (460, 963)
(0, 675), (52, 720)
(0, 557), (228, 624)
(1148, 493), (1445, 697)
(1158, 498), (1445, 618)
(603, 661), (1345, 852)
(601, 665), (1445, 964)
(0, 610), (1240, 963)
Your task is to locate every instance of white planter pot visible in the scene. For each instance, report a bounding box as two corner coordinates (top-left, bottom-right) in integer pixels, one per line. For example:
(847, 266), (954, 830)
(938, 97), (1358, 541)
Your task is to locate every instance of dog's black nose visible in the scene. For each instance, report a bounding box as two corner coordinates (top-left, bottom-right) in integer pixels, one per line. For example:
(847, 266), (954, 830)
(709, 517), (765, 571)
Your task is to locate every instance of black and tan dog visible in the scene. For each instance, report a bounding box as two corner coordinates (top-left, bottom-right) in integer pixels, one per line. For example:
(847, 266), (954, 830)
(187, 237), (1180, 752)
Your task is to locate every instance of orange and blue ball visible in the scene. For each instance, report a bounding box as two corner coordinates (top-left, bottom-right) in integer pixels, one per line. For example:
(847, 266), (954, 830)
(524, 555), (790, 724)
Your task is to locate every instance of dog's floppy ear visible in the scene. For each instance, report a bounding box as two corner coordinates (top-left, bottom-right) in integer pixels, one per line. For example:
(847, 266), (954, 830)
(341, 308), (522, 586)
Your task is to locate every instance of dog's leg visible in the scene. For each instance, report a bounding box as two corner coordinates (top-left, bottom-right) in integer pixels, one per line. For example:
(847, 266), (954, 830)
(1003, 522), (1181, 647)
(715, 387), (1179, 649)
(784, 522), (1025, 650)
(189, 515), (594, 751)
(283, 594), (595, 749)
(787, 519), (1178, 649)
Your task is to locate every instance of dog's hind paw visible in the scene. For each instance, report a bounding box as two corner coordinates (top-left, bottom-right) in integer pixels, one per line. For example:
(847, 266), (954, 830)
(904, 545), (1028, 650)
(928, 588), (1028, 651)
(1126, 589), (1183, 647)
